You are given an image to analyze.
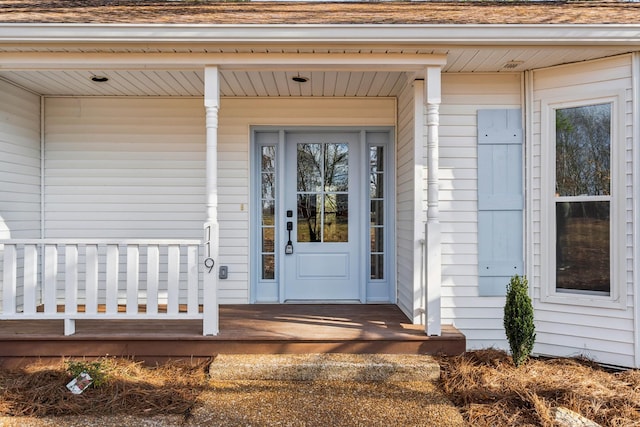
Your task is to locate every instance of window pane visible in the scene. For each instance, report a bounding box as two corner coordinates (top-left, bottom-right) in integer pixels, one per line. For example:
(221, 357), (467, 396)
(297, 143), (322, 192)
(297, 194), (321, 242)
(370, 227), (384, 252)
(324, 193), (348, 242)
(370, 146), (384, 173)
(324, 143), (349, 191)
(556, 201), (610, 294)
(371, 254), (384, 280)
(370, 200), (384, 225)
(261, 173), (275, 199)
(261, 146), (276, 172)
(262, 227), (275, 252)
(262, 255), (275, 280)
(370, 172), (384, 198)
(556, 104), (610, 196)
(262, 200), (275, 226)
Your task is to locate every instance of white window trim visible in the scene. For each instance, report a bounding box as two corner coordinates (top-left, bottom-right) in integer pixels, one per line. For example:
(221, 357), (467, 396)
(540, 91), (627, 309)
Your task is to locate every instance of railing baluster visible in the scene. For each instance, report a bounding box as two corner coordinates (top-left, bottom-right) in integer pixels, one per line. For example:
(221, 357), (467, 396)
(126, 245), (139, 315)
(2, 244), (17, 315)
(106, 244), (119, 315)
(85, 244), (99, 315)
(167, 244), (180, 315)
(65, 245), (78, 315)
(63, 245), (78, 336)
(23, 244), (38, 315)
(146, 245), (159, 314)
(187, 245), (198, 315)
(44, 245), (58, 314)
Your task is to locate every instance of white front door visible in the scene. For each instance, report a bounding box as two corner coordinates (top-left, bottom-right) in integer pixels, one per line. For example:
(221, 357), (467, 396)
(283, 131), (361, 301)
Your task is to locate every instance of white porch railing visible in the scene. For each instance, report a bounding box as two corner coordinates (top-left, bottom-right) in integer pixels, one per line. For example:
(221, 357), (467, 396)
(0, 239), (207, 335)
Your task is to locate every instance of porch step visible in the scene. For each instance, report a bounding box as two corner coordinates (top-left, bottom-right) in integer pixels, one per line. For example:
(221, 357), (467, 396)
(208, 353), (441, 382)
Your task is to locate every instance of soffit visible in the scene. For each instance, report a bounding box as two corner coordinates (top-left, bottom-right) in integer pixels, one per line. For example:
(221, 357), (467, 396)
(0, 42), (633, 97)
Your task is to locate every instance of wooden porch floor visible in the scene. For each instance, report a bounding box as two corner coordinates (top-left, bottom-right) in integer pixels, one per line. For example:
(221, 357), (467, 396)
(0, 305), (465, 366)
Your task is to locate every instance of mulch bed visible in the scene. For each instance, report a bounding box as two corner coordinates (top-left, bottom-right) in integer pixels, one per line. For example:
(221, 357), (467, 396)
(0, 350), (638, 426)
(0, 358), (209, 417)
(438, 349), (640, 427)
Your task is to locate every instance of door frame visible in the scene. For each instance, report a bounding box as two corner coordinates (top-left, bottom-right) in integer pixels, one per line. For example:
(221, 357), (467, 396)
(250, 126), (396, 304)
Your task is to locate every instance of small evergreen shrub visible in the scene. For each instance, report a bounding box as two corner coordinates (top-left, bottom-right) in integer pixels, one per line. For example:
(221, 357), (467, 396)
(66, 359), (111, 388)
(503, 274), (536, 367)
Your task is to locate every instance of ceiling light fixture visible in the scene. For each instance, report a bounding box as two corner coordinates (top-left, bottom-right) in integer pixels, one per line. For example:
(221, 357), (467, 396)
(502, 61), (524, 70)
(292, 75), (309, 83)
(90, 75), (109, 83)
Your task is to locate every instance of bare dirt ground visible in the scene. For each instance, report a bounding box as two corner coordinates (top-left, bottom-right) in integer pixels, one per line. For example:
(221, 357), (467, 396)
(0, 350), (638, 427)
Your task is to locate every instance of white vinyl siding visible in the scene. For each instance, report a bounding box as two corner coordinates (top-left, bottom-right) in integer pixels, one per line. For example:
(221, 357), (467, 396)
(44, 97), (206, 240)
(220, 97), (396, 303)
(0, 80), (41, 239)
(439, 73), (523, 348)
(395, 76), (425, 323)
(43, 96), (394, 305)
(531, 55), (635, 367)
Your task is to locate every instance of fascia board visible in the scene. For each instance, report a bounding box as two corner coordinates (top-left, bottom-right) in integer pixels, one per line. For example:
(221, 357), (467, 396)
(0, 24), (640, 46)
(0, 52), (447, 70)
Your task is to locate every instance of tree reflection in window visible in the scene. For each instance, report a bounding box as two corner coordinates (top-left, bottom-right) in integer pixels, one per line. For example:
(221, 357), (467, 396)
(556, 104), (610, 197)
(296, 142), (348, 243)
(555, 103), (611, 295)
(260, 145), (276, 280)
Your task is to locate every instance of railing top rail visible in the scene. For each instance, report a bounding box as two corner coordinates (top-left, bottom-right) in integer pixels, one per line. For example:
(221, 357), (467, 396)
(0, 239), (203, 245)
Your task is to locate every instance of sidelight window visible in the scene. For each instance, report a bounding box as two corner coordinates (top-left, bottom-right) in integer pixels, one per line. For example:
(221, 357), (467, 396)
(260, 145), (277, 280)
(369, 145), (385, 280)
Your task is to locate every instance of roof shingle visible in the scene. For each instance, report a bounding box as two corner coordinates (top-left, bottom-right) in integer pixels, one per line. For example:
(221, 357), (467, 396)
(1, 1), (639, 25)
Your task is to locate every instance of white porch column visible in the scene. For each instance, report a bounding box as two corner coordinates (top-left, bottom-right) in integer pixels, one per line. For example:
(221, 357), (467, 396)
(424, 66), (442, 336)
(203, 66), (220, 336)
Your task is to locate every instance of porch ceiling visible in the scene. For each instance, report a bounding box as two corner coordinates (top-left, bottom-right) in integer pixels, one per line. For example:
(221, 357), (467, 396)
(0, 45), (633, 97)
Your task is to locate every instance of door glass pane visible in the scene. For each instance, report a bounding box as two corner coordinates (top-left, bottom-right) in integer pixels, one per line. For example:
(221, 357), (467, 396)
(296, 141), (349, 243)
(297, 143), (322, 192)
(556, 103), (610, 196)
(324, 193), (348, 242)
(297, 194), (321, 242)
(556, 201), (610, 294)
(324, 143), (349, 191)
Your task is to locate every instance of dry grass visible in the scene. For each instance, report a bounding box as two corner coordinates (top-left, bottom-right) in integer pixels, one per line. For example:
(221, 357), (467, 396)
(439, 349), (640, 427)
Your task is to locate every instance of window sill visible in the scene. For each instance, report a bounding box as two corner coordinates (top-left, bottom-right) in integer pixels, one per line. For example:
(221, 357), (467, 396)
(540, 291), (626, 310)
